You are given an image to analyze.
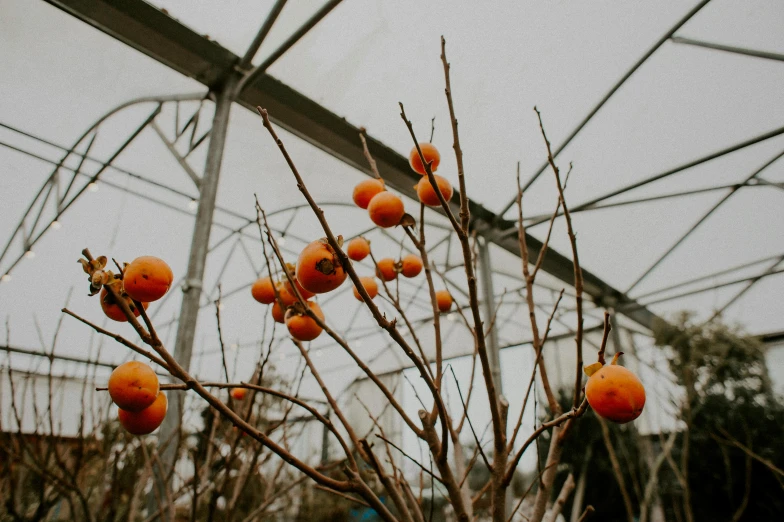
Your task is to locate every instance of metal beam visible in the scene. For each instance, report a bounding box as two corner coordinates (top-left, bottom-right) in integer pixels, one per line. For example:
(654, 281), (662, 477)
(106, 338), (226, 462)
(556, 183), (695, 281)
(43, 0), (660, 330)
(496, 0), (714, 217)
(626, 148), (784, 293)
(670, 36), (784, 63)
(526, 124), (784, 228)
(621, 266), (784, 311)
(237, 0), (288, 70)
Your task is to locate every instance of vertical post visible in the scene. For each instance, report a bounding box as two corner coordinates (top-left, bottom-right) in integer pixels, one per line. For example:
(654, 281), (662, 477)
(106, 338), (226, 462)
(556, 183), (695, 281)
(150, 74), (238, 520)
(479, 236), (514, 517)
(321, 410), (330, 465)
(478, 237), (502, 391)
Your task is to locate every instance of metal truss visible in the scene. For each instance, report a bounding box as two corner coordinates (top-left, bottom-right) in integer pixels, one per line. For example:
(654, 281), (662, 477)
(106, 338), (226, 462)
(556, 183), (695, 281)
(0, 92), (208, 278)
(42, 0), (658, 331)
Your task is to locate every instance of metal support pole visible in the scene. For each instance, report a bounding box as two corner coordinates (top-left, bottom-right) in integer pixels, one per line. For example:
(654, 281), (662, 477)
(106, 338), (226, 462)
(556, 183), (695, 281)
(321, 410), (331, 465)
(478, 237), (512, 517)
(478, 238), (502, 392)
(150, 74), (238, 520)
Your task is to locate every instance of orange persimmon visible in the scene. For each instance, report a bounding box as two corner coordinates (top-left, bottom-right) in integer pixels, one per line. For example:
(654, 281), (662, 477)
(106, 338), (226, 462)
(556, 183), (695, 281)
(282, 277), (316, 302)
(118, 392), (167, 435)
(251, 276), (277, 304)
(409, 143), (440, 175)
(346, 237), (370, 262)
(435, 290), (453, 312)
(230, 387), (247, 400)
(108, 361), (160, 413)
(285, 302), (325, 342)
(353, 179), (385, 209)
(296, 239), (348, 294)
(100, 287), (148, 322)
(400, 254), (423, 278)
(368, 192), (405, 228)
(416, 175), (453, 207)
(376, 258), (398, 282)
(123, 256), (173, 302)
(585, 353), (646, 424)
(271, 301), (286, 323)
(352, 276), (379, 301)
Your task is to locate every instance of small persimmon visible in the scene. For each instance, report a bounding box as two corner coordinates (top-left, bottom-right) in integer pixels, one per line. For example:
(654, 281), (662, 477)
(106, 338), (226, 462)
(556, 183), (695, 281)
(409, 143), (441, 175)
(100, 287), (148, 322)
(368, 192), (405, 228)
(230, 387), (247, 400)
(435, 290), (453, 312)
(585, 353), (646, 424)
(296, 239), (348, 294)
(285, 302), (325, 342)
(282, 277), (316, 302)
(271, 301), (286, 323)
(376, 258), (398, 282)
(123, 256), (173, 302)
(353, 179), (385, 209)
(400, 254), (423, 278)
(108, 361), (160, 412)
(346, 237), (370, 261)
(352, 276), (379, 301)
(251, 277), (277, 304)
(118, 392), (167, 435)
(416, 175), (453, 207)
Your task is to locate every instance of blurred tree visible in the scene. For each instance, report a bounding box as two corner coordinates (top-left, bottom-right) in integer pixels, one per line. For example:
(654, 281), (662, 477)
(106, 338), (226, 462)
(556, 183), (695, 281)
(537, 389), (644, 522)
(655, 313), (784, 522)
(532, 313), (784, 522)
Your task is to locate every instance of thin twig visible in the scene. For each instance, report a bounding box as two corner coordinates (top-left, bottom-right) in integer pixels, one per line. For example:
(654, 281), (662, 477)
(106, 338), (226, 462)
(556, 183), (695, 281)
(376, 434), (444, 484)
(535, 106), (584, 409)
(449, 366), (491, 472)
(358, 128), (382, 179)
(503, 399), (588, 487)
(577, 506), (595, 522)
(61, 308), (169, 370)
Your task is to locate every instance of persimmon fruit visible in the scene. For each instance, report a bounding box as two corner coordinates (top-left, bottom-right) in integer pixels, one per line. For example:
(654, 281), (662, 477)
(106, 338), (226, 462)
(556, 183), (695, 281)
(585, 353), (646, 424)
(285, 301), (325, 342)
(367, 192), (405, 228)
(100, 287), (148, 322)
(123, 256), (173, 302)
(347, 237), (370, 261)
(251, 277), (277, 304)
(230, 387), (247, 400)
(353, 179), (385, 209)
(376, 258), (398, 282)
(118, 392), (167, 435)
(283, 277), (316, 301)
(416, 175), (453, 207)
(276, 282), (299, 306)
(352, 276), (379, 301)
(400, 254), (423, 278)
(409, 143), (440, 175)
(108, 361), (160, 412)
(296, 239), (348, 294)
(271, 301), (286, 323)
(435, 290), (453, 312)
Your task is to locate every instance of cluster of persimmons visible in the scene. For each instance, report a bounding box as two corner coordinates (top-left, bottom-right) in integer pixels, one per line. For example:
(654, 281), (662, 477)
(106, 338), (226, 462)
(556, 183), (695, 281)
(91, 256), (174, 434)
(249, 142), (454, 345)
(94, 137), (644, 444)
